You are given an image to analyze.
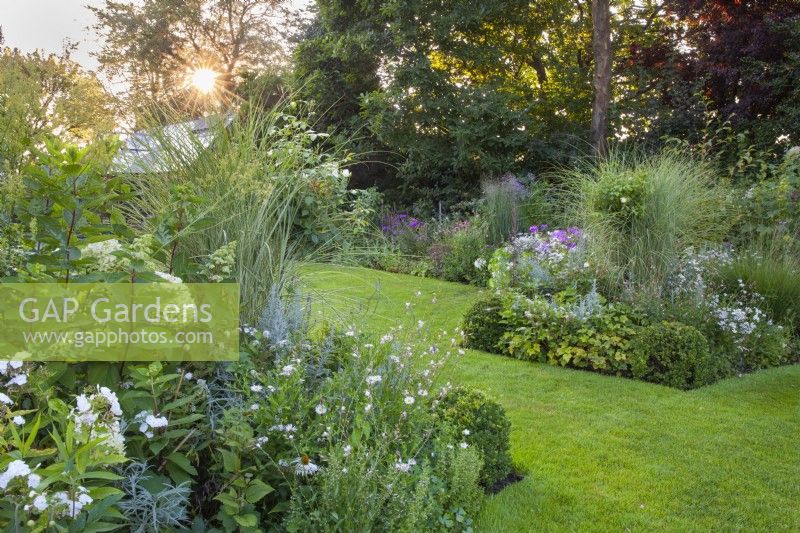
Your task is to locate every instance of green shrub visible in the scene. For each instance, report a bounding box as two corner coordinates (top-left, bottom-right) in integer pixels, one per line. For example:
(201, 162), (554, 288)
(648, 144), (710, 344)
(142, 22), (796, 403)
(503, 292), (642, 375)
(737, 146), (800, 239)
(630, 321), (715, 389)
(461, 296), (506, 353)
(436, 387), (513, 488)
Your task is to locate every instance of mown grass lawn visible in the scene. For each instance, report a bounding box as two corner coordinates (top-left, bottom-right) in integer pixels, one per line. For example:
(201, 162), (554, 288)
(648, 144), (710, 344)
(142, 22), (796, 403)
(301, 265), (800, 532)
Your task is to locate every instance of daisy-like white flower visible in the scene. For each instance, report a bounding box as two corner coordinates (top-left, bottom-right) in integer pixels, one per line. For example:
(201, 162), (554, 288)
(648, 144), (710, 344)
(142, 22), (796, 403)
(459, 442), (469, 449)
(365, 375), (382, 386)
(463, 429), (470, 436)
(315, 403), (328, 415)
(250, 384), (263, 393)
(12, 415), (24, 425)
(404, 395), (415, 405)
(294, 455), (320, 477)
(250, 403), (260, 411)
(343, 444), (352, 456)
(280, 365), (295, 377)
(254, 436), (269, 448)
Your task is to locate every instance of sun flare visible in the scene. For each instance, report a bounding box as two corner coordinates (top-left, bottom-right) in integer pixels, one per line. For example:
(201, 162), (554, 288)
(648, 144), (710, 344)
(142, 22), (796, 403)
(188, 67), (220, 94)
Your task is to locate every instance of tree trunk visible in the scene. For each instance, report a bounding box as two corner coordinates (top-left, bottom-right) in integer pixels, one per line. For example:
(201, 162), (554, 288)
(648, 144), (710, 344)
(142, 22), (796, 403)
(591, 0), (612, 156)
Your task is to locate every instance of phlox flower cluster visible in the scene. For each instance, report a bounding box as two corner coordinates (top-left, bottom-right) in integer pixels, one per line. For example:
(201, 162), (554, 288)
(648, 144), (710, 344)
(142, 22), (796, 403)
(71, 386), (126, 455)
(489, 226), (588, 293)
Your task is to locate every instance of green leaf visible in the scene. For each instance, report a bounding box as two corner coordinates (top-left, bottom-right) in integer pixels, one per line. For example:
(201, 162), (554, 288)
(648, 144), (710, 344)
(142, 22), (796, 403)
(233, 513), (258, 528)
(245, 479), (274, 504)
(220, 449), (240, 472)
(167, 452), (198, 475)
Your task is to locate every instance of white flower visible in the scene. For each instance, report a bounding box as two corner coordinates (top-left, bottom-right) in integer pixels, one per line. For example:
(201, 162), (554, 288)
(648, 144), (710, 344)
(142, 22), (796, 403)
(280, 365), (295, 376)
(7, 373), (27, 387)
(53, 487), (93, 517)
(0, 393), (12, 405)
(97, 386), (122, 416)
(620, 197), (629, 204)
(183, 372), (193, 381)
(250, 403), (260, 411)
(404, 396), (415, 405)
(343, 444), (352, 456)
(0, 460), (31, 489)
(364, 403), (372, 413)
(12, 416), (24, 426)
(254, 436), (269, 448)
(135, 411), (168, 438)
(366, 375), (382, 386)
(315, 403), (328, 415)
(459, 442), (469, 449)
(474, 257), (487, 269)
(294, 457), (319, 477)
(27, 473), (40, 489)
(146, 414), (168, 428)
(31, 494), (48, 512)
(345, 327), (356, 337)
(250, 384), (264, 393)
(394, 458), (417, 473)
(462, 429), (470, 436)
(75, 394), (91, 413)
(154, 271), (183, 283)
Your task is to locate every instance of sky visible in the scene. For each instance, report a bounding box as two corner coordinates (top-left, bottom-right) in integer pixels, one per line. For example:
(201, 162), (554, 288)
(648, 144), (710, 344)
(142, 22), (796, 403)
(1, 0), (104, 71)
(0, 0), (313, 74)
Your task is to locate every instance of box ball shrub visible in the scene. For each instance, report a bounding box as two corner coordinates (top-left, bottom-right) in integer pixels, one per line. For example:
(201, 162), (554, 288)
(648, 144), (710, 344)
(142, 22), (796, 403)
(436, 386), (513, 488)
(461, 296), (506, 353)
(630, 321), (714, 389)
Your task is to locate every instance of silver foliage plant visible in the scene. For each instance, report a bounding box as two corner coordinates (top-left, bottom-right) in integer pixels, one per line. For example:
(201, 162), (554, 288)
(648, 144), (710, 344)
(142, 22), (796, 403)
(118, 462), (192, 533)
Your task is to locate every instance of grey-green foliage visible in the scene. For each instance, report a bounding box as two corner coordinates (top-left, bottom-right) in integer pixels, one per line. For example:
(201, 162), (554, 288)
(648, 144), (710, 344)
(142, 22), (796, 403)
(257, 284), (310, 348)
(118, 462), (192, 533)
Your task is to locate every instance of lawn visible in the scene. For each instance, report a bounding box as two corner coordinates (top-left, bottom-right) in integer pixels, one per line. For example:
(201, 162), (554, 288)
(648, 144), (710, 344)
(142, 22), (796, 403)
(302, 265), (800, 532)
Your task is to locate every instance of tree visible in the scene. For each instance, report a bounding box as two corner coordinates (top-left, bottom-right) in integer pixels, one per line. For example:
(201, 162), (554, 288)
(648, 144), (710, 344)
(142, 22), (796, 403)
(0, 46), (116, 175)
(623, 0), (800, 153)
(591, 0), (612, 155)
(295, 0), (602, 200)
(89, 0), (289, 116)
